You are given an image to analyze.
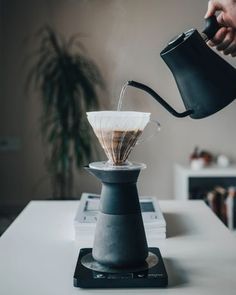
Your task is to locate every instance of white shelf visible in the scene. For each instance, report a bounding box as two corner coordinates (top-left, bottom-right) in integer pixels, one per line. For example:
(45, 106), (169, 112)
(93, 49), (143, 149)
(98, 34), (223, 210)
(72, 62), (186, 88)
(174, 164), (236, 200)
(176, 164), (236, 176)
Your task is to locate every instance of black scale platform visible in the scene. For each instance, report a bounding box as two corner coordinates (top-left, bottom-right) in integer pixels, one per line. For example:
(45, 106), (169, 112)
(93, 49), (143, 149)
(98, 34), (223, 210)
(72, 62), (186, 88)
(73, 247), (168, 288)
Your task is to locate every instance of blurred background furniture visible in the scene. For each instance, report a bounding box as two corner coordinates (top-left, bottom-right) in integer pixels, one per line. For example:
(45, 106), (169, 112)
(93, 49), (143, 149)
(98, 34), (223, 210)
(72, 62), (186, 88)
(174, 164), (236, 200)
(174, 164), (236, 230)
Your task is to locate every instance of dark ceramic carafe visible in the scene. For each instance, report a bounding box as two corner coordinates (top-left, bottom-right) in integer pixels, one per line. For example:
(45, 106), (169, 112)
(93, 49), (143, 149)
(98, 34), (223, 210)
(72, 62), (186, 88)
(128, 16), (236, 119)
(85, 164), (148, 268)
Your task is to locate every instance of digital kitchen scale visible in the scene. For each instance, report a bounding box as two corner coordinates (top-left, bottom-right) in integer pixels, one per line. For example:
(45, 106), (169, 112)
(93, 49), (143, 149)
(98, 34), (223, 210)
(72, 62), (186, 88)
(73, 247), (168, 288)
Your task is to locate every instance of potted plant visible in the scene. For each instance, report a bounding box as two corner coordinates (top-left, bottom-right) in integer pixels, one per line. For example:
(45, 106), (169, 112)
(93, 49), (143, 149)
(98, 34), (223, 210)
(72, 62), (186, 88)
(26, 25), (105, 199)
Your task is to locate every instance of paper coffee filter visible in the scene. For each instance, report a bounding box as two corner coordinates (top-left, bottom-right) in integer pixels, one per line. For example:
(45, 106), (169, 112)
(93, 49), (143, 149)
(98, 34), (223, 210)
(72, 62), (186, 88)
(87, 111), (150, 165)
(87, 111), (150, 131)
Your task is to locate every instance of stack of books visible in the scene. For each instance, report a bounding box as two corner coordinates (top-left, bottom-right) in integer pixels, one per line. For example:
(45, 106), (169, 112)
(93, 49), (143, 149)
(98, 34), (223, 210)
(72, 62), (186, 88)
(74, 193), (166, 244)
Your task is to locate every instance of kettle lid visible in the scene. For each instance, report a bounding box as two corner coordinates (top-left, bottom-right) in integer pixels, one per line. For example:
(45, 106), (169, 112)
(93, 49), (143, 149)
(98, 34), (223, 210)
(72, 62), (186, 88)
(161, 16), (221, 55)
(161, 29), (196, 55)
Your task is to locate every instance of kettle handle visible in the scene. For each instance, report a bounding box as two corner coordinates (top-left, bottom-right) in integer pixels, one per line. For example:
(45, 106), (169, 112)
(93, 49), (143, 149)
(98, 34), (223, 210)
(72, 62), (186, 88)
(202, 15), (221, 41)
(127, 81), (194, 118)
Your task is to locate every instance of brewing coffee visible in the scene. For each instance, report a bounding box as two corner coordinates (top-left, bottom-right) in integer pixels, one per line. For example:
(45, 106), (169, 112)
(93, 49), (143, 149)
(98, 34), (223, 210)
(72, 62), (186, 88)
(94, 129), (142, 165)
(87, 111), (151, 166)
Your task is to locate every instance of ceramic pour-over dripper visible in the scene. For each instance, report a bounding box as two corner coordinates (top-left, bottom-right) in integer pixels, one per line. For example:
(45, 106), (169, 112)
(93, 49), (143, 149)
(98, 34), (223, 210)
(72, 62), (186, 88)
(87, 111), (150, 166)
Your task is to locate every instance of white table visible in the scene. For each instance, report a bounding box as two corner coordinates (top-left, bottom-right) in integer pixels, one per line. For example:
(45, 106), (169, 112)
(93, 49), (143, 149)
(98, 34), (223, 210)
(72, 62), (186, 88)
(0, 200), (236, 295)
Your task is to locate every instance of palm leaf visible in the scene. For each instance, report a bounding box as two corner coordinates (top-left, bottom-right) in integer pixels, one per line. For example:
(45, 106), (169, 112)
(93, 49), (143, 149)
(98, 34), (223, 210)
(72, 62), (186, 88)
(25, 24), (105, 198)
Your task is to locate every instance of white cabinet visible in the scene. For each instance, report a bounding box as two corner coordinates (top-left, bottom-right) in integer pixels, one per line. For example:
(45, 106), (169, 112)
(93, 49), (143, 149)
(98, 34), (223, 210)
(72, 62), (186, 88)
(174, 164), (236, 200)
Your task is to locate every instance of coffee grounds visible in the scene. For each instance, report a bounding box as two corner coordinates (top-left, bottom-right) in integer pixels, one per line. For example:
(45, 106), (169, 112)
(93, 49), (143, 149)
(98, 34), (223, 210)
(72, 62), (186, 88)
(94, 129), (142, 165)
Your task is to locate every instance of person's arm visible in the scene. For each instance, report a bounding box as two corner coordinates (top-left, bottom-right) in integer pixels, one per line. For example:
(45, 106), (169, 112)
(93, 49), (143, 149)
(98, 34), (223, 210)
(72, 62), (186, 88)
(205, 0), (236, 56)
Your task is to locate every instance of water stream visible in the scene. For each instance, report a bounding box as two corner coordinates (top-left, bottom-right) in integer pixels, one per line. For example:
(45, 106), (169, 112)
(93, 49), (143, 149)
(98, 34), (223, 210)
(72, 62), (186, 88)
(117, 82), (129, 111)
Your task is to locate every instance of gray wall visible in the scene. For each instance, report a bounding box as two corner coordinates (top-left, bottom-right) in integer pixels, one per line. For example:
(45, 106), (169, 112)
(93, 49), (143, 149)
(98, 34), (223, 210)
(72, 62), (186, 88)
(1, 0), (236, 206)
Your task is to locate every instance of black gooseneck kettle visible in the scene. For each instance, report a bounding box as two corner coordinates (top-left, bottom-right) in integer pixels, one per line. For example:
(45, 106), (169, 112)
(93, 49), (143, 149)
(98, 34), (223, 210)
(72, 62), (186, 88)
(128, 16), (236, 119)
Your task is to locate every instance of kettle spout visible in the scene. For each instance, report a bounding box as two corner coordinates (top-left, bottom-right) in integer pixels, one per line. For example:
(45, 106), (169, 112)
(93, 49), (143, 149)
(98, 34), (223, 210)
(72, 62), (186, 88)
(127, 81), (194, 118)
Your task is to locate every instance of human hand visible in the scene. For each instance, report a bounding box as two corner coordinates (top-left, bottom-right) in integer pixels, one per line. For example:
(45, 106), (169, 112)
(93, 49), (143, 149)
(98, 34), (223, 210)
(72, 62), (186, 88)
(205, 0), (236, 56)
